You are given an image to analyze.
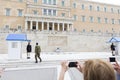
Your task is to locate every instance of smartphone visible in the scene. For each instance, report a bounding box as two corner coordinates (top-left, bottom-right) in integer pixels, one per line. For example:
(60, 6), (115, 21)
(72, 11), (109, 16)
(109, 57), (116, 62)
(68, 62), (77, 67)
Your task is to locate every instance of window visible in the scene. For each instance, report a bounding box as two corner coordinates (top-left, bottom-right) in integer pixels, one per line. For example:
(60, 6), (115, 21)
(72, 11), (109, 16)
(89, 16), (93, 23)
(5, 25), (9, 30)
(73, 15), (77, 21)
(6, 8), (10, 16)
(89, 5), (92, 11)
(83, 29), (85, 32)
(53, 10), (56, 16)
(43, 9), (47, 15)
(43, 9), (56, 16)
(34, 0), (38, 3)
(62, 13), (65, 17)
(104, 7), (107, 12)
(48, 9), (52, 15)
(112, 28), (114, 31)
(62, 1), (65, 6)
(111, 8), (114, 13)
(53, 0), (56, 5)
(12, 42), (17, 48)
(118, 9), (120, 14)
(98, 30), (101, 32)
(43, 0), (47, 4)
(82, 4), (85, 10)
(106, 30), (108, 33)
(33, 10), (37, 15)
(42, 0), (56, 5)
(73, 3), (76, 8)
(112, 19), (115, 24)
(18, 9), (23, 16)
(81, 16), (85, 22)
(118, 19), (120, 24)
(18, 26), (22, 30)
(48, 0), (51, 4)
(97, 17), (101, 23)
(104, 18), (108, 24)
(91, 29), (93, 32)
(18, 0), (23, 2)
(97, 6), (100, 11)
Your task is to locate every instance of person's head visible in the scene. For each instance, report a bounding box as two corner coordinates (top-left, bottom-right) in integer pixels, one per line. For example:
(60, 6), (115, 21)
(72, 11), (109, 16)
(36, 43), (38, 45)
(28, 42), (30, 45)
(83, 59), (116, 80)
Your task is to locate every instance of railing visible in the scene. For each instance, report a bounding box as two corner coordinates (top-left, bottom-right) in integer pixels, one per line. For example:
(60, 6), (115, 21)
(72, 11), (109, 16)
(0, 29), (119, 37)
(25, 14), (74, 22)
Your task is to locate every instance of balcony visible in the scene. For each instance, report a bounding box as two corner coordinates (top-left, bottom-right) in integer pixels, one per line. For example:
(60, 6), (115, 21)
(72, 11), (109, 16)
(25, 14), (74, 22)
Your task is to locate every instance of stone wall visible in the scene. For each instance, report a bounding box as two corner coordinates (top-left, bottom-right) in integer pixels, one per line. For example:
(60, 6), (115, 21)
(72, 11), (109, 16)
(1, 32), (112, 54)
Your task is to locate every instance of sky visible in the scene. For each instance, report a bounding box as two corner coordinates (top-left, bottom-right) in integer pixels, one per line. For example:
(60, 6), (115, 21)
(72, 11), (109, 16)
(87, 0), (120, 6)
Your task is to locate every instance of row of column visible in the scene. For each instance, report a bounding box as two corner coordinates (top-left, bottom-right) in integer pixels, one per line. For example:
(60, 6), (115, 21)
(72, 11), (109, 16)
(25, 20), (73, 31)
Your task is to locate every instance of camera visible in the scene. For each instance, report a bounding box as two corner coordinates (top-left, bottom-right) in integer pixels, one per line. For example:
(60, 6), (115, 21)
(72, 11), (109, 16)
(109, 57), (116, 62)
(68, 62), (78, 67)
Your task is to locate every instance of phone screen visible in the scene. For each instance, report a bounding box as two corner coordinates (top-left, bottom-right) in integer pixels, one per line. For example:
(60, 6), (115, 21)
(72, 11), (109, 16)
(68, 62), (77, 67)
(109, 57), (116, 62)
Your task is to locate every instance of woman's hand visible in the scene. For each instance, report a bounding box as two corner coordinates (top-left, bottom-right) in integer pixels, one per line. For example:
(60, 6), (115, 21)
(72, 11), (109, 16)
(76, 61), (84, 73)
(113, 61), (120, 74)
(61, 61), (68, 72)
(59, 61), (68, 80)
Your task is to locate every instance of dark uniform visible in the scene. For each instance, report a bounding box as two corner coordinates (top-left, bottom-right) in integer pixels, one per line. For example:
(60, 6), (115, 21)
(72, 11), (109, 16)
(110, 43), (115, 56)
(35, 43), (42, 63)
(26, 42), (32, 59)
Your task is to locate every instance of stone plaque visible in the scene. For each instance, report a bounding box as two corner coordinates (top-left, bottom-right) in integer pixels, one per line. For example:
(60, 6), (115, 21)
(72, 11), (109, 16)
(48, 36), (67, 46)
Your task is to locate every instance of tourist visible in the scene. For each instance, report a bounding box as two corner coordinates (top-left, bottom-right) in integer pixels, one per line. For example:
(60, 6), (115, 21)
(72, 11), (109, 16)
(35, 43), (42, 63)
(59, 59), (116, 80)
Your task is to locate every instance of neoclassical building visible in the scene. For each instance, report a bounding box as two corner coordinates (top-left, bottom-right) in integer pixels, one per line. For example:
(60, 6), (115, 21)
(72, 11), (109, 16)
(0, 0), (120, 34)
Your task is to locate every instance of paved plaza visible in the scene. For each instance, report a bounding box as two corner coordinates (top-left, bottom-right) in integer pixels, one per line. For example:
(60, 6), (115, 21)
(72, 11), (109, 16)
(0, 52), (117, 80)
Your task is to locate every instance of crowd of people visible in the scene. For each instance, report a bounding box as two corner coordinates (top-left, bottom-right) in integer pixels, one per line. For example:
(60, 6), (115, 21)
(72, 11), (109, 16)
(59, 59), (120, 80)
(0, 42), (120, 80)
(13, 42), (120, 80)
(25, 42), (120, 80)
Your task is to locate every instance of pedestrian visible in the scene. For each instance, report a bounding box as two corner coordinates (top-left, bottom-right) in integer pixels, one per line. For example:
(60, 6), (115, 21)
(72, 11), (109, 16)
(110, 43), (115, 56)
(35, 43), (42, 63)
(26, 42), (32, 59)
(59, 59), (116, 80)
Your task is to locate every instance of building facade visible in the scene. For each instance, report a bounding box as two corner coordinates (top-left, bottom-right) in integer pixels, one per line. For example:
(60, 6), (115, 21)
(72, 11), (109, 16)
(0, 0), (120, 34)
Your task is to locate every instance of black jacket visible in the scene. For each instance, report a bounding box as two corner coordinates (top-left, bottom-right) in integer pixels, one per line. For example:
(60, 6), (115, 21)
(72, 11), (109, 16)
(111, 44), (115, 51)
(27, 45), (32, 52)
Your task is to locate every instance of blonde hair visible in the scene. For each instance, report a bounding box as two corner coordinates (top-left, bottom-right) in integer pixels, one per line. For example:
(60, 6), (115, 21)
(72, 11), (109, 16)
(83, 59), (116, 80)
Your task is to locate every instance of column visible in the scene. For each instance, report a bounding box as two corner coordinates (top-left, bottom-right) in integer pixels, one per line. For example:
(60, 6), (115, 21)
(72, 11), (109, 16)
(57, 23), (60, 31)
(25, 20), (28, 31)
(47, 22), (49, 31)
(52, 22), (54, 31)
(67, 24), (69, 31)
(42, 21), (44, 31)
(47, 9), (48, 16)
(69, 11), (70, 17)
(71, 24), (74, 31)
(36, 21), (38, 30)
(62, 23), (64, 31)
(30, 20), (33, 30)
